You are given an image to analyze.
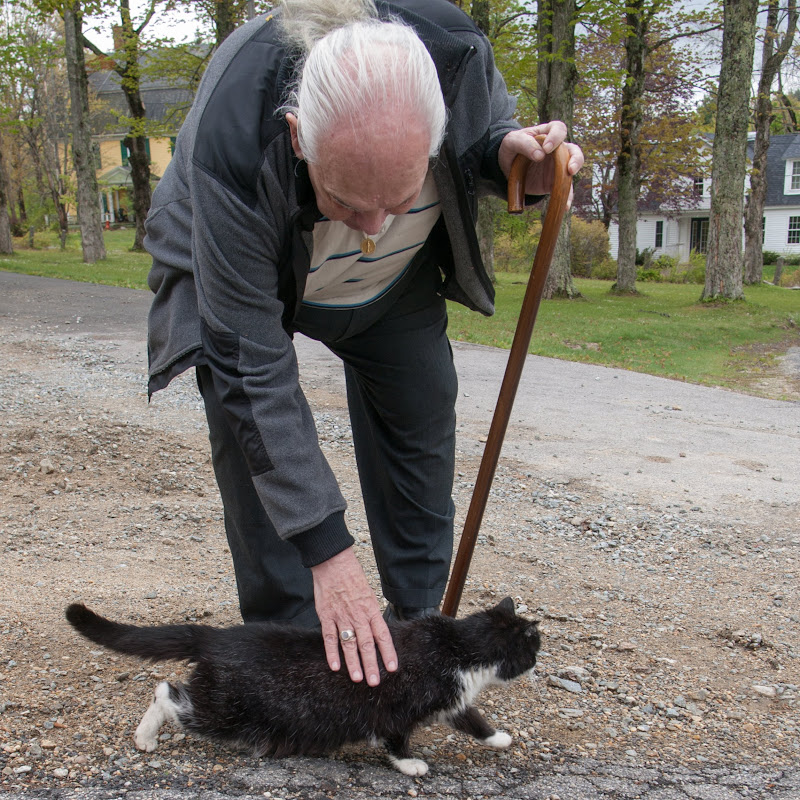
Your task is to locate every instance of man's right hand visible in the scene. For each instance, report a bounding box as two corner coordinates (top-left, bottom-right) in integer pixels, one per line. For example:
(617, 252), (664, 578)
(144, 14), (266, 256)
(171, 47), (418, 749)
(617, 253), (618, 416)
(310, 547), (398, 686)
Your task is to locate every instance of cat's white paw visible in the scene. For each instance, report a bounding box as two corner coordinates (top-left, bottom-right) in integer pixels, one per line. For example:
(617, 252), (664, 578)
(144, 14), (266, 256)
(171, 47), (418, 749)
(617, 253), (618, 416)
(483, 730), (512, 749)
(390, 756), (429, 777)
(133, 727), (158, 753)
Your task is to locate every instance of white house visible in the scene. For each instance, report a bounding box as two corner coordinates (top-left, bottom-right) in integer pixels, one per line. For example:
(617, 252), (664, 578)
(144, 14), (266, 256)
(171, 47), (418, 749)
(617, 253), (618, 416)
(608, 133), (800, 262)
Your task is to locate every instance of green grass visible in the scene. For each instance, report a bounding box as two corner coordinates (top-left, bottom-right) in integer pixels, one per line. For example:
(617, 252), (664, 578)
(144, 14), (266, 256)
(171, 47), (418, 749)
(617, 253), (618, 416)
(448, 273), (800, 399)
(0, 228), (151, 289)
(2, 229), (798, 399)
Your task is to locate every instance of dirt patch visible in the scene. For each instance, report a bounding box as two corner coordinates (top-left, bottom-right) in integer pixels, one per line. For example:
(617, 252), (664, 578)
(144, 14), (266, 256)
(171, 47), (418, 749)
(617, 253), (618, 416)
(726, 334), (800, 400)
(1, 330), (798, 792)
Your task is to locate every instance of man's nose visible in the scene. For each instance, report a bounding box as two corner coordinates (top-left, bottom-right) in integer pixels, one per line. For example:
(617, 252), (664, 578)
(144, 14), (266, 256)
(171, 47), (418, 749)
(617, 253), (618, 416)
(356, 210), (389, 235)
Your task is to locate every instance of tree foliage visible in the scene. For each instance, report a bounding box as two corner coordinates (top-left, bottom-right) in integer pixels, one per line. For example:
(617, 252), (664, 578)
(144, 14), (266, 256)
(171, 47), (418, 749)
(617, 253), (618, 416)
(744, 0), (798, 285)
(574, 22), (709, 225)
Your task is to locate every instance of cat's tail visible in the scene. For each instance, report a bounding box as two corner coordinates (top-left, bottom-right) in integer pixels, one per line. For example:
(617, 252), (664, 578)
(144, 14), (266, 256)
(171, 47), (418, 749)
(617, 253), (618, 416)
(65, 603), (208, 663)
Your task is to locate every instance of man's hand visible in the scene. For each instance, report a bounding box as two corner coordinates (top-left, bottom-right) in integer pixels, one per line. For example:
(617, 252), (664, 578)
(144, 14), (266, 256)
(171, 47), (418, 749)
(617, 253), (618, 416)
(310, 547), (398, 686)
(498, 120), (584, 202)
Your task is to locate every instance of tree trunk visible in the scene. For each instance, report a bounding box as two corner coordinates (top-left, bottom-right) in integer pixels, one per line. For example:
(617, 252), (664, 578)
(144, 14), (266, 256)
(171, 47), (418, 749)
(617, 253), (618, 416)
(702, 0), (758, 302)
(215, 0), (238, 46)
(537, 0), (579, 299)
(123, 133), (152, 250)
(117, 0), (153, 252)
(614, 0), (647, 294)
(63, 3), (106, 263)
(744, 0), (797, 284)
(0, 141), (13, 255)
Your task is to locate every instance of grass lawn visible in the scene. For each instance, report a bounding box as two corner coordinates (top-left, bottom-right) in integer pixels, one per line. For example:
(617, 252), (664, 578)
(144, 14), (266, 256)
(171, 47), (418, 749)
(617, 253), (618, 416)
(0, 228), (151, 290)
(2, 228), (799, 399)
(449, 273), (799, 399)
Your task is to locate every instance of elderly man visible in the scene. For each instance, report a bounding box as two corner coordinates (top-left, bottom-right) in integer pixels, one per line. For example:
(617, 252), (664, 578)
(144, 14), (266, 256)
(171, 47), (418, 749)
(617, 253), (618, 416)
(145, 0), (583, 688)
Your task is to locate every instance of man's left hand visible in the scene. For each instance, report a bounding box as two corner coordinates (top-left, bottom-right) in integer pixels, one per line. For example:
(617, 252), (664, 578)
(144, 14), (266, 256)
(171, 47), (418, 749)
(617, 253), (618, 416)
(498, 121), (584, 202)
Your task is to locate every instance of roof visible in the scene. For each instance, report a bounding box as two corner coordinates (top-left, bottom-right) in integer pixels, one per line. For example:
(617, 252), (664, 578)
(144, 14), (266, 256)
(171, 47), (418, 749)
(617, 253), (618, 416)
(764, 133), (800, 207)
(98, 165), (160, 186)
(88, 54), (197, 130)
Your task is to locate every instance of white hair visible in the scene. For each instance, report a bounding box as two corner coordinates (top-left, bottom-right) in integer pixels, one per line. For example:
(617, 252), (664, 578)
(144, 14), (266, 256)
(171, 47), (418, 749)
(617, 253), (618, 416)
(279, 0), (447, 164)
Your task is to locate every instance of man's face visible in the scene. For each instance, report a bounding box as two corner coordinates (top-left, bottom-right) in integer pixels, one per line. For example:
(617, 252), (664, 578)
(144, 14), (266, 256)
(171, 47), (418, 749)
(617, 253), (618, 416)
(287, 113), (430, 236)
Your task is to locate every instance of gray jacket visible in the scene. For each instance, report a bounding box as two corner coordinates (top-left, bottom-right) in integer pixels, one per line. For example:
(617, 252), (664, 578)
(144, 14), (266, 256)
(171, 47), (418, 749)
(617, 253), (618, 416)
(144, 0), (522, 565)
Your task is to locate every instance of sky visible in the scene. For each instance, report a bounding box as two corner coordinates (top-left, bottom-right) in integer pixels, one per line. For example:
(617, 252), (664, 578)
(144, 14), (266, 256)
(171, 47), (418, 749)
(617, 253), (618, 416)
(82, 3), (220, 52)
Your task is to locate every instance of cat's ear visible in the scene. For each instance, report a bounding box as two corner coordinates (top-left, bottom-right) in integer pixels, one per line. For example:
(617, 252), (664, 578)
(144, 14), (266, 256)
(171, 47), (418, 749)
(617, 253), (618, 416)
(496, 597), (515, 615)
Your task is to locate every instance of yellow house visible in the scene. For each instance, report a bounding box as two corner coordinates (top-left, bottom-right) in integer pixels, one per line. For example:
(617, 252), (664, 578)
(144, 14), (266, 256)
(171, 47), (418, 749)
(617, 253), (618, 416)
(94, 135), (175, 224)
(88, 58), (192, 224)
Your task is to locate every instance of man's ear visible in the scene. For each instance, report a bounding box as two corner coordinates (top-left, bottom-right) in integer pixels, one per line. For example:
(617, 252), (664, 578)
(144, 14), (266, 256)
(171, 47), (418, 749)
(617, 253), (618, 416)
(285, 113), (304, 160)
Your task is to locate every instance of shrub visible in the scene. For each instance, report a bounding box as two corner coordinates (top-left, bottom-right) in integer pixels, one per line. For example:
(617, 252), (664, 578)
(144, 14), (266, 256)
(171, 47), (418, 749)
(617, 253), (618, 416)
(591, 259), (618, 280)
(636, 247), (654, 267)
(570, 217), (611, 277)
(784, 254), (800, 267)
(654, 255), (679, 271)
(637, 268), (663, 282)
(678, 250), (706, 284)
(762, 250), (780, 265)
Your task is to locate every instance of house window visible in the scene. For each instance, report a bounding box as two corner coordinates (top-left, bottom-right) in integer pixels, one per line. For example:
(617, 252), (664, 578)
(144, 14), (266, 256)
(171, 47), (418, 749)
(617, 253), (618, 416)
(655, 220), (663, 249)
(693, 177), (705, 196)
(120, 138), (151, 167)
(792, 163), (800, 191)
(691, 218), (709, 253)
(788, 216), (800, 244)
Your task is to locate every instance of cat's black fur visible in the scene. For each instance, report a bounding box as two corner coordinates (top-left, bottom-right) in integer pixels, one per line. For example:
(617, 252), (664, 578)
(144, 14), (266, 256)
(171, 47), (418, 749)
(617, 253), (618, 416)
(65, 598), (539, 775)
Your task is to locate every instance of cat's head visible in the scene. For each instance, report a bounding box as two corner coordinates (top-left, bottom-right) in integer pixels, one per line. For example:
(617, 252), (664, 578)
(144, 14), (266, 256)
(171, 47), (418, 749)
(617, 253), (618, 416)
(475, 597), (541, 682)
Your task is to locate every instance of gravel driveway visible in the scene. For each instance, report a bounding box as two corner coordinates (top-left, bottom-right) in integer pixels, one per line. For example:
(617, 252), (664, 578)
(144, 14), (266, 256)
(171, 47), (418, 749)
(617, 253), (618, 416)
(1, 272), (799, 799)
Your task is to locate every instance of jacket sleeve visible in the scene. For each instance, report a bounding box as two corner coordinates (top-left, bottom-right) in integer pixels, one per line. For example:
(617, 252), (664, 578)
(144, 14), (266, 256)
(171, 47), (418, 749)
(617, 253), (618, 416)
(189, 143), (353, 568)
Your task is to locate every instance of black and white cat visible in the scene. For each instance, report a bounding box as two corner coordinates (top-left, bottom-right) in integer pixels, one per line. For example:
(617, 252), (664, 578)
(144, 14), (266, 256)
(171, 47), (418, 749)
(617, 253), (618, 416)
(65, 598), (540, 776)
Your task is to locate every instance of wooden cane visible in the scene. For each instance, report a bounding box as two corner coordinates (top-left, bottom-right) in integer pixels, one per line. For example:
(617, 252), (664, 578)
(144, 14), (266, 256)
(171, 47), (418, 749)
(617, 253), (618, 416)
(441, 138), (572, 618)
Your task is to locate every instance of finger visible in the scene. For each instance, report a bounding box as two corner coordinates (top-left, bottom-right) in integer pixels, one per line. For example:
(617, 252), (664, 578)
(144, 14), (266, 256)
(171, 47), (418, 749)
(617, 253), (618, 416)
(321, 622), (342, 673)
(339, 633), (364, 683)
(353, 626), (381, 687)
(373, 615), (398, 674)
(564, 143), (585, 176)
(530, 120), (567, 154)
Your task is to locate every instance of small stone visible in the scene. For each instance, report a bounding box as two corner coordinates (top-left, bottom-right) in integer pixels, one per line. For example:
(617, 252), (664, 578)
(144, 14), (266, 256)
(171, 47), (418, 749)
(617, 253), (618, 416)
(53, 768), (69, 778)
(548, 675), (582, 693)
(753, 685), (777, 698)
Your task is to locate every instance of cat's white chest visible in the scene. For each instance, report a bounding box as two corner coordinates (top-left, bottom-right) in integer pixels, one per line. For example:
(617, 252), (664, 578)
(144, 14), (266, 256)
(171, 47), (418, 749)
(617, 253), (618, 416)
(457, 665), (499, 706)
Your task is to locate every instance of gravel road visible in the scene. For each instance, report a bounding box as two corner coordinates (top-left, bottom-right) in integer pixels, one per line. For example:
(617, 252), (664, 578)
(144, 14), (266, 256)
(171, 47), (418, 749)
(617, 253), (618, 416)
(1, 272), (799, 799)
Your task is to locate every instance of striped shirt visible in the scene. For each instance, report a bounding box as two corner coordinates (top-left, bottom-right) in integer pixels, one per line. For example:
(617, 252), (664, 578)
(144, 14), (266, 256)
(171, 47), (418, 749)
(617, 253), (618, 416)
(303, 171), (441, 308)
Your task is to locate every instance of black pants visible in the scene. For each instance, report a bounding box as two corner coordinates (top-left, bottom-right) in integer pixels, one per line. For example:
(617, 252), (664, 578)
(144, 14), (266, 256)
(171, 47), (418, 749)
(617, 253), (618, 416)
(197, 264), (458, 624)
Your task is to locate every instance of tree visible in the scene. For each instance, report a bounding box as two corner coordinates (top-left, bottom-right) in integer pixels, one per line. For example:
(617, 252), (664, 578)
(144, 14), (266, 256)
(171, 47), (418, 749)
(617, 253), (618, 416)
(12, 13), (74, 247)
(63, 1), (106, 261)
(596, 0), (719, 294)
(702, 0), (759, 302)
(78, 0), (163, 251)
(537, 0), (579, 299)
(459, 0), (537, 282)
(744, 0), (797, 285)
(0, 138), (12, 253)
(574, 24), (707, 230)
